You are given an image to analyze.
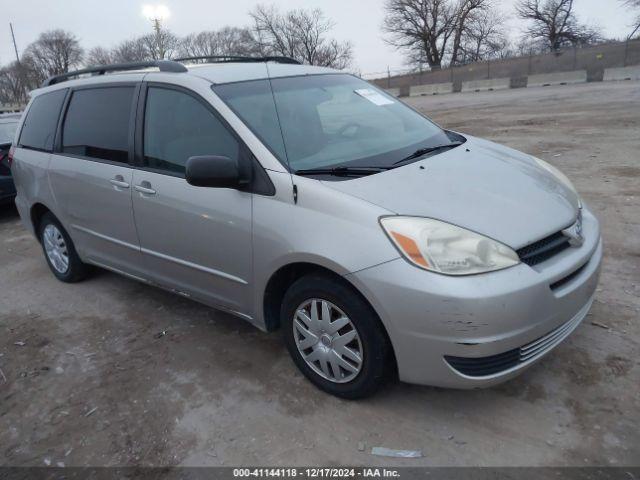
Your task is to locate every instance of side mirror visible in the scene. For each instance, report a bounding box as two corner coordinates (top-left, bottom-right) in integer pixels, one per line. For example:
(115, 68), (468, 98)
(185, 155), (240, 188)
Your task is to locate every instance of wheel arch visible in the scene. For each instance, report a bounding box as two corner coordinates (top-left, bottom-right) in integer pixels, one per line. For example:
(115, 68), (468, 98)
(262, 262), (396, 363)
(263, 261), (399, 379)
(30, 202), (53, 241)
(263, 262), (330, 332)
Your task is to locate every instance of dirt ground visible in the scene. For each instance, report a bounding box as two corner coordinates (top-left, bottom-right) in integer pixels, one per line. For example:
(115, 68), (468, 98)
(0, 81), (638, 467)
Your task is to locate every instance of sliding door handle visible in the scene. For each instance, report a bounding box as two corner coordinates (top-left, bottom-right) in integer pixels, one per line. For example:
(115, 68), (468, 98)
(110, 176), (130, 189)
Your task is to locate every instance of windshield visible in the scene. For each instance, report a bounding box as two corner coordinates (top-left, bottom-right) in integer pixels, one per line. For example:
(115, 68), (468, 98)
(213, 74), (452, 172)
(0, 121), (18, 144)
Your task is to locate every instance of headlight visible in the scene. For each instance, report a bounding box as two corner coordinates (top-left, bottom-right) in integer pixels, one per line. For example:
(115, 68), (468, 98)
(380, 216), (520, 275)
(532, 156), (577, 195)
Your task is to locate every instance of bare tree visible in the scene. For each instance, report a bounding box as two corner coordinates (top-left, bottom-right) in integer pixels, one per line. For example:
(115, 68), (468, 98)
(459, 8), (509, 62)
(0, 59), (42, 105)
(0, 62), (27, 105)
(450, 0), (494, 65)
(110, 38), (153, 63)
(516, 0), (603, 52)
(383, 0), (456, 70)
(514, 35), (549, 56)
(310, 38), (353, 69)
(383, 0), (501, 69)
(86, 35), (165, 65)
(22, 30), (83, 82)
(251, 5), (297, 58)
(178, 27), (259, 58)
(85, 46), (114, 66)
(622, 0), (640, 38)
(250, 5), (353, 68)
(179, 32), (216, 57)
(141, 30), (179, 60)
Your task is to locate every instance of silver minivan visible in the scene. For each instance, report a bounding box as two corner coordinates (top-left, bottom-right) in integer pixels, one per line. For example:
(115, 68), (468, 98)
(11, 58), (601, 398)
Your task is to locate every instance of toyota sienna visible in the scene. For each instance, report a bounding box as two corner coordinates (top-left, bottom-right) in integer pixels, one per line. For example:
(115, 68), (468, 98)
(10, 57), (602, 398)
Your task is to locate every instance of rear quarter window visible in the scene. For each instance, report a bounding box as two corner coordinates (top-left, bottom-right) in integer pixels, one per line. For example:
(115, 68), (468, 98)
(18, 89), (67, 151)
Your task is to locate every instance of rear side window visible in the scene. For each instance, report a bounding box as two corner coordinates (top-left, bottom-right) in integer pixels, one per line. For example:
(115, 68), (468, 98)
(62, 87), (135, 163)
(19, 89), (66, 151)
(143, 87), (239, 175)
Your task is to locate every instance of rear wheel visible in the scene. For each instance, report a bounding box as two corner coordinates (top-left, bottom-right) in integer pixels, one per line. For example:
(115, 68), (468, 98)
(38, 212), (90, 283)
(281, 274), (393, 399)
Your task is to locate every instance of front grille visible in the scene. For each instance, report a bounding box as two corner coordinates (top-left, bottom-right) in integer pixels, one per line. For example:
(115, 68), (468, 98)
(516, 231), (571, 266)
(445, 309), (586, 377)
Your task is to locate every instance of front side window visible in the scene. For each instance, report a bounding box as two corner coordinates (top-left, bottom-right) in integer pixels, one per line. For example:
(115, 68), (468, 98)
(214, 74), (452, 172)
(143, 87), (240, 175)
(62, 87), (134, 163)
(19, 89), (67, 151)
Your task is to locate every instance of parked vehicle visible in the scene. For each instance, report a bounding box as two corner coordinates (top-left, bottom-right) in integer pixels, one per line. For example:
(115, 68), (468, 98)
(11, 58), (601, 398)
(0, 113), (21, 204)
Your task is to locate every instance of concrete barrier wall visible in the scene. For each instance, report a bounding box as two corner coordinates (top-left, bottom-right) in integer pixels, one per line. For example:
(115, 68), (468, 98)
(461, 78), (510, 92)
(603, 66), (640, 81)
(369, 45), (640, 97)
(0, 104), (23, 113)
(527, 70), (587, 87)
(409, 83), (453, 96)
(372, 40), (640, 91)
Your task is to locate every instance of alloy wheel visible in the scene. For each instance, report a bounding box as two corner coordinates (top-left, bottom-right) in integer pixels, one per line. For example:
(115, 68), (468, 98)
(43, 224), (69, 274)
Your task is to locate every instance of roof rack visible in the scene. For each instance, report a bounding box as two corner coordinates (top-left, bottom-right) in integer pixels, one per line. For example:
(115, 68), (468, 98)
(41, 60), (188, 87)
(172, 55), (301, 65)
(41, 56), (302, 88)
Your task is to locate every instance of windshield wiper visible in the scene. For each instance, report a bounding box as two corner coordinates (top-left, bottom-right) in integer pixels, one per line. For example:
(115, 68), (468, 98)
(294, 166), (391, 177)
(393, 142), (463, 166)
(294, 142), (463, 177)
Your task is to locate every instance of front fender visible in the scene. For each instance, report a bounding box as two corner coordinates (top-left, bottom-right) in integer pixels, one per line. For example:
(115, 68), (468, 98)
(251, 171), (401, 329)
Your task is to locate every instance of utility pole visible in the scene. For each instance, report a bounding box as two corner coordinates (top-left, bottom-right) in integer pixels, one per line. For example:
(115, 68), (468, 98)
(152, 18), (163, 59)
(143, 5), (170, 60)
(10, 22), (20, 64)
(9, 22), (27, 106)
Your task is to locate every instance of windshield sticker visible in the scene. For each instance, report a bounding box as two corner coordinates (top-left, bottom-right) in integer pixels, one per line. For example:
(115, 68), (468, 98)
(354, 88), (394, 106)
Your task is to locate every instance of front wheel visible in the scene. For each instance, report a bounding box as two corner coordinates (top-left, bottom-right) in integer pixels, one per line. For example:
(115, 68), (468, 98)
(281, 274), (393, 399)
(38, 212), (90, 283)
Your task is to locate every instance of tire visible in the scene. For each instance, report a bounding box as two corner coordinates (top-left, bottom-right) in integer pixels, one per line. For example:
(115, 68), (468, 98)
(38, 212), (90, 283)
(281, 274), (393, 399)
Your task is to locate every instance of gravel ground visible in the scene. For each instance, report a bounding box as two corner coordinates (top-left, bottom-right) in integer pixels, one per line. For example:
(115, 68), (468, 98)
(0, 81), (638, 467)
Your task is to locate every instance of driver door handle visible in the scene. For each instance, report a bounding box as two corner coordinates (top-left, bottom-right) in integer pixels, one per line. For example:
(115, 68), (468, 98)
(134, 181), (156, 195)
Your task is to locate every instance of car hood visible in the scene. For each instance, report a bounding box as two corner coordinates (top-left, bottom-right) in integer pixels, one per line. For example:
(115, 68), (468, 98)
(322, 135), (579, 249)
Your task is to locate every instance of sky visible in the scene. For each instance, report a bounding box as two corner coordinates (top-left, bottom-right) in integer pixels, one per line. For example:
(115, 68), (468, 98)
(2, 0), (635, 76)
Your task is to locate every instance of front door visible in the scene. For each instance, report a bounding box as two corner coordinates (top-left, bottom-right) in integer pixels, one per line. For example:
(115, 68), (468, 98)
(131, 84), (253, 316)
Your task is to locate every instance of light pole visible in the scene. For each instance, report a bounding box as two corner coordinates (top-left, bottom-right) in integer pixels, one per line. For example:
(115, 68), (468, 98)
(142, 5), (170, 59)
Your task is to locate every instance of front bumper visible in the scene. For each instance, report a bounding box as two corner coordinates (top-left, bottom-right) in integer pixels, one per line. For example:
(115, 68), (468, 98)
(346, 206), (602, 388)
